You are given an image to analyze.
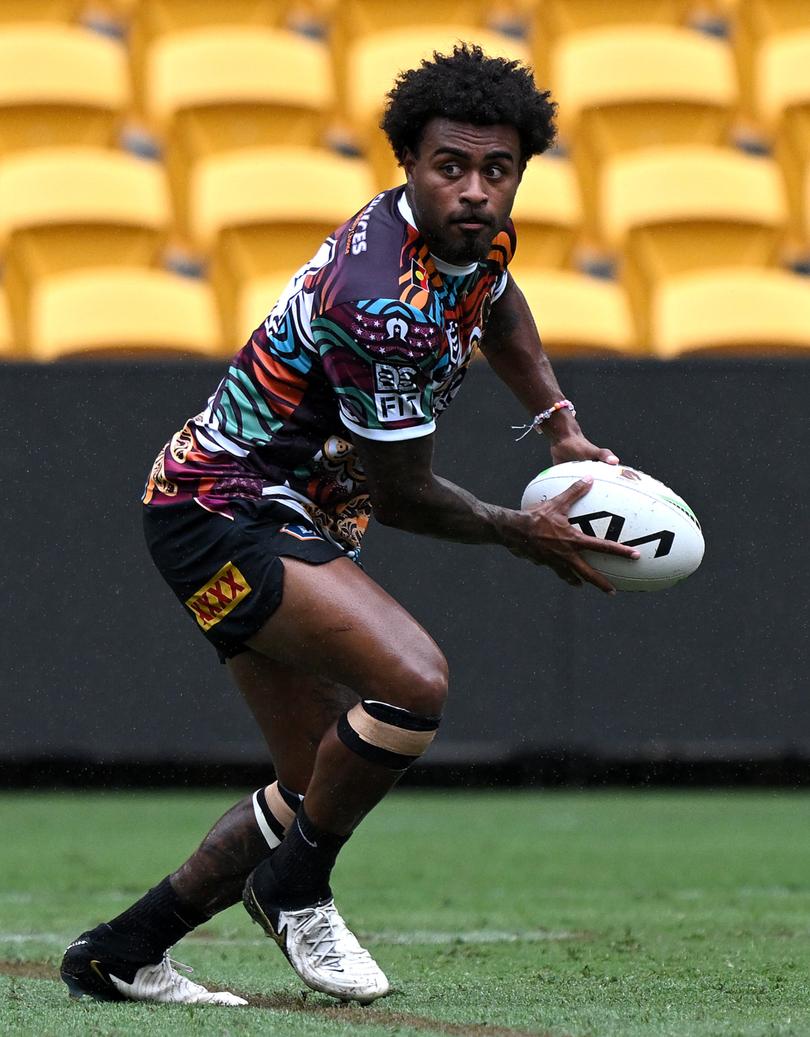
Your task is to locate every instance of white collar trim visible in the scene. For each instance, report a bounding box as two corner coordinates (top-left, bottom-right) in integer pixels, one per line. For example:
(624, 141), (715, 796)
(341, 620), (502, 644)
(397, 189), (479, 277)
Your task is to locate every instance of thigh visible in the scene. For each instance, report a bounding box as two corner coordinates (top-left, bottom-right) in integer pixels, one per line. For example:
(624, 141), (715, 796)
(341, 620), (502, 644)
(244, 556), (448, 714)
(228, 650), (359, 793)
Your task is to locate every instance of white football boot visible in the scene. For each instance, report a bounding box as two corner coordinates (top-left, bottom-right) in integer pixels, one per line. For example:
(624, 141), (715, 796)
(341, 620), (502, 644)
(244, 882), (390, 1003)
(61, 925), (247, 1006)
(109, 952), (248, 1005)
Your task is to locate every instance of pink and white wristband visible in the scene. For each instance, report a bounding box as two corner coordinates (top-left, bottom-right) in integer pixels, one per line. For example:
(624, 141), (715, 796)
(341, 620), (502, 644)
(513, 399), (576, 441)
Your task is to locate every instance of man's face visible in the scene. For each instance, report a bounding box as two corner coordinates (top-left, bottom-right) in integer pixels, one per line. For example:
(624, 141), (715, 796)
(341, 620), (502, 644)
(403, 118), (523, 266)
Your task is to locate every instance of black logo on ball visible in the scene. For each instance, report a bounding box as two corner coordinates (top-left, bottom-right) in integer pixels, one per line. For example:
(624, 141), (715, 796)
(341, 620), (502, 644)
(569, 511), (674, 558)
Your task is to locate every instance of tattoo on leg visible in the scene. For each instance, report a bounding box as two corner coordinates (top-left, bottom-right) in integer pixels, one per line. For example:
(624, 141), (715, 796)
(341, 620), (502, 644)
(170, 794), (279, 917)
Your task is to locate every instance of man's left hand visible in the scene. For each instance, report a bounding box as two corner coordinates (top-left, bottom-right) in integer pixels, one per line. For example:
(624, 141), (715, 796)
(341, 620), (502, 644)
(550, 433), (620, 466)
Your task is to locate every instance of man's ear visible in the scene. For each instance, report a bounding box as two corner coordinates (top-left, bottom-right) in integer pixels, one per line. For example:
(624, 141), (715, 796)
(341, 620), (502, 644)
(401, 148), (417, 181)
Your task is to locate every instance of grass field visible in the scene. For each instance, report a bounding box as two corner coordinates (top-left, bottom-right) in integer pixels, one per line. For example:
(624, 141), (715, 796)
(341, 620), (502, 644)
(2, 789), (810, 1036)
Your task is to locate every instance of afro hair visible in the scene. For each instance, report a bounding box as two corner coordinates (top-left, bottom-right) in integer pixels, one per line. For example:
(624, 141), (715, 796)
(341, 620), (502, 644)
(380, 43), (557, 165)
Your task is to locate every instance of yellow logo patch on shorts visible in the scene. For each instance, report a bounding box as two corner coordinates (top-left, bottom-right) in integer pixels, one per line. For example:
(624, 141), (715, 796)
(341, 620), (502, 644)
(185, 562), (251, 630)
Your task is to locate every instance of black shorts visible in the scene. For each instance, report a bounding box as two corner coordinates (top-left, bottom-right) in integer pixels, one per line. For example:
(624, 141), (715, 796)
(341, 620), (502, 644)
(143, 498), (347, 661)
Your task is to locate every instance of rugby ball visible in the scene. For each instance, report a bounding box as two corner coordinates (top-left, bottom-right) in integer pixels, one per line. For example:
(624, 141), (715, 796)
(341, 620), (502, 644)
(521, 460), (704, 592)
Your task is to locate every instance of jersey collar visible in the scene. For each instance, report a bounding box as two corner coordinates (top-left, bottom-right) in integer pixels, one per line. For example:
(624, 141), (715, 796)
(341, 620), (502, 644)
(397, 189), (479, 277)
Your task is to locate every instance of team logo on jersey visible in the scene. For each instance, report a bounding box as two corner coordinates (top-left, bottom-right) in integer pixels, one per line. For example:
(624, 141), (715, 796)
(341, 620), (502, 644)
(185, 562), (251, 629)
(385, 317), (409, 342)
(374, 363), (417, 392)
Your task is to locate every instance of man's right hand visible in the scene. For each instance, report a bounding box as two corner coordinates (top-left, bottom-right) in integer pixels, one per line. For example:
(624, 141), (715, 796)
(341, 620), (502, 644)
(504, 478), (640, 595)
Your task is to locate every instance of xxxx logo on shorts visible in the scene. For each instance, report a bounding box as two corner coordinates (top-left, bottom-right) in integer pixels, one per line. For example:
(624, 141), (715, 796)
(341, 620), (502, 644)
(185, 562), (251, 629)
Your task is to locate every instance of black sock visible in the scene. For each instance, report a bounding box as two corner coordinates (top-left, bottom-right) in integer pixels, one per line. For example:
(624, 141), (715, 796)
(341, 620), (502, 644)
(249, 807), (349, 911)
(106, 876), (209, 962)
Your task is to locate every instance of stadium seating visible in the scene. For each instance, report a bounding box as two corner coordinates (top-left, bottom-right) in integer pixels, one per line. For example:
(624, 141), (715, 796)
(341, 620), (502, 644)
(128, 0), (291, 101)
(507, 155), (583, 274)
(0, 147), (171, 349)
(345, 27), (529, 187)
(28, 267), (222, 360)
(189, 146), (376, 341)
(755, 29), (810, 238)
(142, 26), (333, 220)
(328, 1), (493, 125)
(530, 0), (694, 85)
(600, 145), (788, 341)
(0, 1), (83, 21)
(516, 269), (638, 355)
(0, 25), (129, 155)
(734, 0), (810, 114)
(552, 26), (737, 230)
(651, 267), (810, 356)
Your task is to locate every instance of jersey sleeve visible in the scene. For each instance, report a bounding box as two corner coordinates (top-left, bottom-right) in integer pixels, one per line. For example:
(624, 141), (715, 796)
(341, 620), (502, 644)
(313, 299), (444, 441)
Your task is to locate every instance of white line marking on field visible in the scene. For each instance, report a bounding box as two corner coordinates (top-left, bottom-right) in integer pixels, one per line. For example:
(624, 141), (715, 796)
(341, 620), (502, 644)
(0, 928), (581, 950)
(358, 930), (581, 945)
(0, 933), (68, 944)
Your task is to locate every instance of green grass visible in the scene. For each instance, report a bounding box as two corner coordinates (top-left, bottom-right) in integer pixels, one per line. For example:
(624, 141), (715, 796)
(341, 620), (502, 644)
(2, 789), (810, 1036)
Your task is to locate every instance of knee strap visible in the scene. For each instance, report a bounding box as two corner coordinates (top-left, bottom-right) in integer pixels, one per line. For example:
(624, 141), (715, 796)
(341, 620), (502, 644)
(252, 781), (301, 850)
(337, 700), (441, 770)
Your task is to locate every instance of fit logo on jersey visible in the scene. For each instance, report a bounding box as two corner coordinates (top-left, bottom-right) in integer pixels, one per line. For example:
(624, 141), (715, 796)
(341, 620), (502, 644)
(375, 392), (423, 420)
(186, 562), (251, 629)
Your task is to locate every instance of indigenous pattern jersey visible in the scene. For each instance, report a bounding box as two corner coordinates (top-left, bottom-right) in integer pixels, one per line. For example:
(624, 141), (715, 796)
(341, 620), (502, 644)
(143, 187), (516, 554)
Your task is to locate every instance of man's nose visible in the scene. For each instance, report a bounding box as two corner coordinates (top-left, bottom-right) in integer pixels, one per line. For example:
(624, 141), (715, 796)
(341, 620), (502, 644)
(458, 173), (488, 207)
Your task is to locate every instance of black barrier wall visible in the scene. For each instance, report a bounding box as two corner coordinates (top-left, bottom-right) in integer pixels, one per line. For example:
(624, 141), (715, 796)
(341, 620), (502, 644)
(2, 359), (808, 766)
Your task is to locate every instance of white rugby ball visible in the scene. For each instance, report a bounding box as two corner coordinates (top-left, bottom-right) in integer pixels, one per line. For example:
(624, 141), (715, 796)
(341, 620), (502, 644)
(521, 460), (704, 592)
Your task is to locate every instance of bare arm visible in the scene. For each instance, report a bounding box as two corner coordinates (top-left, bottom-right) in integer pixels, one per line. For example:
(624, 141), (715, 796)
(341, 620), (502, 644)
(479, 275), (619, 464)
(351, 430), (638, 594)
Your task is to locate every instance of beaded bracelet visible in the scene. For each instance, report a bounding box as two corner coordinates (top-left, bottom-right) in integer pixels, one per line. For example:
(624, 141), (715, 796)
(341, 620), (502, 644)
(512, 399), (576, 441)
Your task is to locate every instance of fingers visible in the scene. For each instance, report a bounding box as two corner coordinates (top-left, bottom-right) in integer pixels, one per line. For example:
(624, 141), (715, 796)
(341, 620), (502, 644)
(551, 476), (594, 508)
(577, 536), (641, 560)
(567, 554), (617, 595)
(596, 449), (620, 465)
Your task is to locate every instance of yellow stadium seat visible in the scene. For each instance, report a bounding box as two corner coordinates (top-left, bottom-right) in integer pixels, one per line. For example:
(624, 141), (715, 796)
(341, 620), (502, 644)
(329, 2), (493, 125)
(600, 145), (788, 341)
(129, 1), (291, 101)
(516, 269), (638, 355)
(143, 26), (333, 219)
(734, 0), (810, 115)
(756, 30), (810, 239)
(552, 26), (737, 230)
(346, 28), (530, 188)
(652, 267), (810, 356)
(135, 0), (288, 36)
(508, 155), (583, 275)
(189, 145), (376, 341)
(0, 147), (171, 346)
(28, 267), (222, 359)
(0, 1), (84, 21)
(530, 0), (693, 85)
(0, 25), (128, 155)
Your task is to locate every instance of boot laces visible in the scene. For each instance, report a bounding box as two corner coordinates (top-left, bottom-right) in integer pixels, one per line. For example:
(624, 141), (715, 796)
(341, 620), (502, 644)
(156, 953), (205, 995)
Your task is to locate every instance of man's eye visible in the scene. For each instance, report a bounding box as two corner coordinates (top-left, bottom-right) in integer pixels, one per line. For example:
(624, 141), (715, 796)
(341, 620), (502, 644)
(441, 164), (461, 176)
(485, 166), (505, 180)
